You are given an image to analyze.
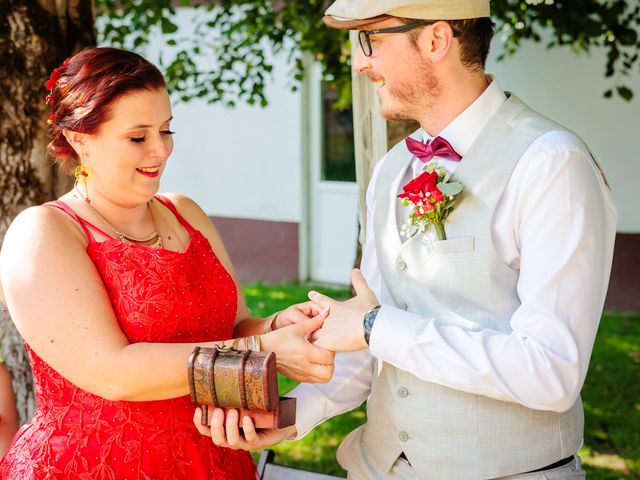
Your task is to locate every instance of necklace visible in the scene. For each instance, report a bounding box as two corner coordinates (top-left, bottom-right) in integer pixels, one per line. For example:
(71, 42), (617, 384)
(74, 187), (163, 249)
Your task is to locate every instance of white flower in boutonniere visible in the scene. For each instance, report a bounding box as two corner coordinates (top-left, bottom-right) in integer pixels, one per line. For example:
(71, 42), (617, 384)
(397, 163), (463, 241)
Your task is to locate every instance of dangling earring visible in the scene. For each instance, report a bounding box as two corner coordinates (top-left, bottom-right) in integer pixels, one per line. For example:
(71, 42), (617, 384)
(74, 163), (91, 203)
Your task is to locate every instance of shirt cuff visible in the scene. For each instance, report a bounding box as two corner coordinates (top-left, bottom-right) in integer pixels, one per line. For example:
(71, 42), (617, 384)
(287, 383), (328, 440)
(369, 304), (427, 363)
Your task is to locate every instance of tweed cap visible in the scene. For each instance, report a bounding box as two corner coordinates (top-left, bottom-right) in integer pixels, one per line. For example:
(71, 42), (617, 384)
(324, 0), (490, 29)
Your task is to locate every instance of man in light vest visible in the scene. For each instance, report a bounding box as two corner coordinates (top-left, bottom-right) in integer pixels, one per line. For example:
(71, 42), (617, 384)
(204, 1), (617, 478)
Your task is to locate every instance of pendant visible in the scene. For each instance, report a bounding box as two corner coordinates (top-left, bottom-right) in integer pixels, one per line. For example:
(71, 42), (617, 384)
(148, 236), (163, 249)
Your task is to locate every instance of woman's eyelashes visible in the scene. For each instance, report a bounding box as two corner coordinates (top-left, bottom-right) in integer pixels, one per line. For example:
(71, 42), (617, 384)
(130, 130), (175, 143)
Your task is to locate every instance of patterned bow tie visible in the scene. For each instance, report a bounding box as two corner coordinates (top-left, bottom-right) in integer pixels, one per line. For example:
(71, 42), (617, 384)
(405, 136), (462, 163)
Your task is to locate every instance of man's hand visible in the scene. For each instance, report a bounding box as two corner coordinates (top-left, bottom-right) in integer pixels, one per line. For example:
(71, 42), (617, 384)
(308, 269), (379, 352)
(193, 407), (296, 450)
(261, 310), (335, 383)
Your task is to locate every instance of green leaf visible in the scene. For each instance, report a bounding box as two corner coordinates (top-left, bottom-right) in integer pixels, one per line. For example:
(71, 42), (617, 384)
(617, 85), (634, 101)
(161, 18), (178, 34)
(437, 182), (463, 196)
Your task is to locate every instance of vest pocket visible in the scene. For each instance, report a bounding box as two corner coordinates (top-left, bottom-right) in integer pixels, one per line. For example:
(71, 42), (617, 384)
(431, 236), (475, 255)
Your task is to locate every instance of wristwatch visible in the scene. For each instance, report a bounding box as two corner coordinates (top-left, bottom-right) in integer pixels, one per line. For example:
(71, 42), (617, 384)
(363, 305), (381, 345)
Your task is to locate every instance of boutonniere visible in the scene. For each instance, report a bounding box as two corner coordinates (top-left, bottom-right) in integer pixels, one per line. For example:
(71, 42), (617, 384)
(397, 163), (463, 241)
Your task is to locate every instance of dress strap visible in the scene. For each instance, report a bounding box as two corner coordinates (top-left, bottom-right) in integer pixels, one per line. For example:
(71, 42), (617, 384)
(44, 200), (112, 244)
(154, 195), (197, 234)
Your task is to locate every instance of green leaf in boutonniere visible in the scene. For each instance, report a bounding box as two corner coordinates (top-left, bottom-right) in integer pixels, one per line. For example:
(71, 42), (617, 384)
(437, 181), (463, 196)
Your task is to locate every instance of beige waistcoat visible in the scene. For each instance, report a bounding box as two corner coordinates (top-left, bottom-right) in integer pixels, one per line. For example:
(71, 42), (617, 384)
(340, 95), (584, 479)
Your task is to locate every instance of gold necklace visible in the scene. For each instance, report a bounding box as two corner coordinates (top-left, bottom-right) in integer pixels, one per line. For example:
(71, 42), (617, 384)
(74, 188), (163, 249)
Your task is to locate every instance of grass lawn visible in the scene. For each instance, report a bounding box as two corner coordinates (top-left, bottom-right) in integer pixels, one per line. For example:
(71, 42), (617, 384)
(244, 283), (640, 479)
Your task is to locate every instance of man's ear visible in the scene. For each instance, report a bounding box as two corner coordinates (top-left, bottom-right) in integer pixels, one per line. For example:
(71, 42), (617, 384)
(63, 130), (88, 156)
(428, 21), (456, 63)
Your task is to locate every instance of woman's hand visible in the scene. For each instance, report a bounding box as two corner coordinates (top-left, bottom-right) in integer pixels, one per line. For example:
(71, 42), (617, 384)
(272, 301), (324, 330)
(261, 309), (334, 383)
(194, 407), (296, 451)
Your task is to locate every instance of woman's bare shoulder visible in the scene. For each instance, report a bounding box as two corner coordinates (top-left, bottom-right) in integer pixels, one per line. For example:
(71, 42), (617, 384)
(2, 204), (86, 249)
(0, 204), (88, 306)
(158, 192), (214, 232)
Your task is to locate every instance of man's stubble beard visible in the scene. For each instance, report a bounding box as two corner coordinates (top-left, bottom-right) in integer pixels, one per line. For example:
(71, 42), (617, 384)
(379, 56), (440, 123)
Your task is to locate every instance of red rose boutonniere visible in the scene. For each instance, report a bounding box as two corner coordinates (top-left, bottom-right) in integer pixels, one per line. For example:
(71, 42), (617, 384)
(397, 164), (463, 241)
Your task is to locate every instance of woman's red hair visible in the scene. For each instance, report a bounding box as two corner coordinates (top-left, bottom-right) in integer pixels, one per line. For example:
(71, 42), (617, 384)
(47, 47), (166, 173)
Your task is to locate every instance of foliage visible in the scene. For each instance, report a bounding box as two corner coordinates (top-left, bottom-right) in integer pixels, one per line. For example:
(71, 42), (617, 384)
(244, 282), (640, 478)
(98, 0), (352, 108)
(491, 1), (639, 102)
(97, 0), (639, 107)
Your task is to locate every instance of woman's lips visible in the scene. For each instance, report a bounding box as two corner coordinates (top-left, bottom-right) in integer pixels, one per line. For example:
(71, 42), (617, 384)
(136, 166), (160, 178)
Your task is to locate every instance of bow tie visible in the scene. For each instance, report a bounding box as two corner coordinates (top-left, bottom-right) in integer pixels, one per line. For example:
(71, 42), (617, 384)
(405, 136), (462, 163)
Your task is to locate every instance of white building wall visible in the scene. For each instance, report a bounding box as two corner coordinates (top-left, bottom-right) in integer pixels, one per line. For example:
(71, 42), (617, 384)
(141, 9), (303, 224)
(161, 88), (302, 223)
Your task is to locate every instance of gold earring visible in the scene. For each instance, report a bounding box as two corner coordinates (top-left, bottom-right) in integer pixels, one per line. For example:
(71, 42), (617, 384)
(74, 164), (91, 203)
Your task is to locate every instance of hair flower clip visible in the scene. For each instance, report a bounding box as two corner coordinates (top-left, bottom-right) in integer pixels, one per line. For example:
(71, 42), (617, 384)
(45, 58), (71, 104)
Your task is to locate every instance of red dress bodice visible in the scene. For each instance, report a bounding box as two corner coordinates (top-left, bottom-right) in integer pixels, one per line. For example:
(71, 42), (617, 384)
(0, 197), (256, 479)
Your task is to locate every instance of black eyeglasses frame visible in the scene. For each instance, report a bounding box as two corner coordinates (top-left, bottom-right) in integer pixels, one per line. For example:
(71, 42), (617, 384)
(357, 21), (459, 57)
(357, 22), (433, 57)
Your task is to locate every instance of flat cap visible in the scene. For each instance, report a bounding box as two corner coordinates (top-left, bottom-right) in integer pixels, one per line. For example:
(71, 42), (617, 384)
(324, 0), (490, 29)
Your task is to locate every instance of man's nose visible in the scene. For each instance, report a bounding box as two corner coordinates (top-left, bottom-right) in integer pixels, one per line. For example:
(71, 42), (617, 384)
(351, 43), (371, 74)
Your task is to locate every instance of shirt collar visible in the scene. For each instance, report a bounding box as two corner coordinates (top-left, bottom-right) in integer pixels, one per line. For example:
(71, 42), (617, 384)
(420, 75), (507, 157)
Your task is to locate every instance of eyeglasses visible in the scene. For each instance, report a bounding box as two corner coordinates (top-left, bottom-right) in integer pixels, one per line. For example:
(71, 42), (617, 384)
(357, 22), (434, 57)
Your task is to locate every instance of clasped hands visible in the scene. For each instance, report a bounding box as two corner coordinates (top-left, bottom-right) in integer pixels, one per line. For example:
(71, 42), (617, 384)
(307, 268), (379, 352)
(194, 269), (379, 450)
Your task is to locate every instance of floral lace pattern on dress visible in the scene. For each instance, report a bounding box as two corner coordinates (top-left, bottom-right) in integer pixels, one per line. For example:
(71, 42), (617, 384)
(0, 199), (256, 480)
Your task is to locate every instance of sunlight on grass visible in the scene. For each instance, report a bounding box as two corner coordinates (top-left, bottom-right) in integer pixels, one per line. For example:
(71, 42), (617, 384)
(581, 446), (632, 477)
(266, 291), (288, 300)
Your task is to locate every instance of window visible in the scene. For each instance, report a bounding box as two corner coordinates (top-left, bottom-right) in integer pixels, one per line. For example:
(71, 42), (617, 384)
(322, 84), (356, 182)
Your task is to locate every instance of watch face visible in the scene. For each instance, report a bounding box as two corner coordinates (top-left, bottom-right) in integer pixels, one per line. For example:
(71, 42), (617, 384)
(364, 306), (380, 334)
(363, 307), (379, 345)
(364, 311), (375, 333)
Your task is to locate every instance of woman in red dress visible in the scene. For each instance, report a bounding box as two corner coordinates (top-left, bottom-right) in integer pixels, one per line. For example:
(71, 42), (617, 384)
(0, 47), (333, 479)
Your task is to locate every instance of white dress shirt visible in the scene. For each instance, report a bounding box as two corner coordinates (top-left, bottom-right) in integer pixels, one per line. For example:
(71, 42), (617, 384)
(290, 78), (617, 438)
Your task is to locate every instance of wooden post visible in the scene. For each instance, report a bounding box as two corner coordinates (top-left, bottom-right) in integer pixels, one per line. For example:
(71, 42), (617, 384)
(350, 32), (419, 260)
(350, 31), (388, 250)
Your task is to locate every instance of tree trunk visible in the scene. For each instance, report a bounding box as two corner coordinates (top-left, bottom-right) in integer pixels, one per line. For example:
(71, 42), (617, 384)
(0, 0), (95, 425)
